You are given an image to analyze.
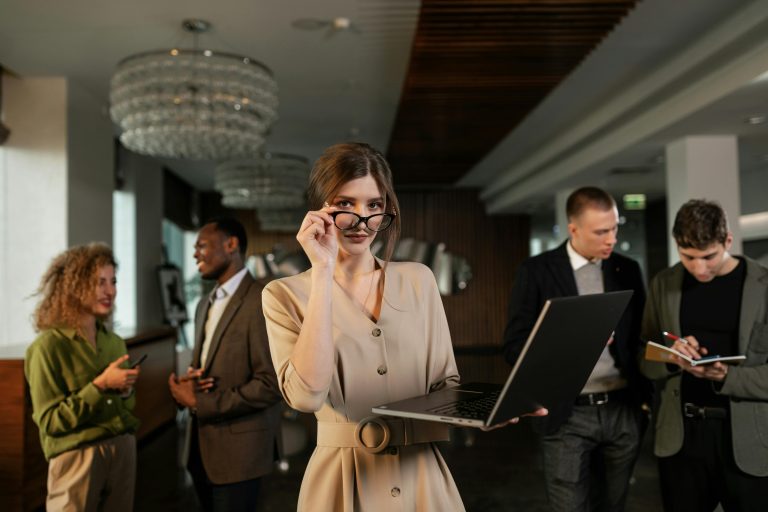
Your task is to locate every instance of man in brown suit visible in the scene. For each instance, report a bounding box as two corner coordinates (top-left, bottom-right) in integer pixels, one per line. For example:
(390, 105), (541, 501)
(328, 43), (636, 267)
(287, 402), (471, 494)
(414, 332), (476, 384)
(169, 217), (283, 512)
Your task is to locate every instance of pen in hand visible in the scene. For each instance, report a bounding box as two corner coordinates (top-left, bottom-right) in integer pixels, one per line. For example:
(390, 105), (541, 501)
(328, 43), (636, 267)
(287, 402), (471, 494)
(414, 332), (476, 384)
(663, 331), (708, 359)
(663, 331), (687, 345)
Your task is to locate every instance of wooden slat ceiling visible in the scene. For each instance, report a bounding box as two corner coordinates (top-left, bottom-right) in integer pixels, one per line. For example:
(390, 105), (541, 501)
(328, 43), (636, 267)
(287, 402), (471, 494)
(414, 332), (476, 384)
(386, 0), (638, 187)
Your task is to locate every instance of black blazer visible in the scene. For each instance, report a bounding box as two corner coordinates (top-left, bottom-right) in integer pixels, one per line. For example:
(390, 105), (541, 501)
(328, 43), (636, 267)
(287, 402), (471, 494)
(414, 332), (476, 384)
(502, 241), (649, 434)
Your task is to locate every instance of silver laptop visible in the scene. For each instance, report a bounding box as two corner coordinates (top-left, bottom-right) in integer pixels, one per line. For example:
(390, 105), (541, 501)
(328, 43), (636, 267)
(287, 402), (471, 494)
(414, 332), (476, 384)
(372, 290), (633, 428)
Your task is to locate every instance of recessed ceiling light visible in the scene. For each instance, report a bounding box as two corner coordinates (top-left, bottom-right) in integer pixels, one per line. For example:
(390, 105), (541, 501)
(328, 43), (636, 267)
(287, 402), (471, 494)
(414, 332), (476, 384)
(333, 17), (351, 30)
(291, 16), (359, 35)
(745, 115), (766, 125)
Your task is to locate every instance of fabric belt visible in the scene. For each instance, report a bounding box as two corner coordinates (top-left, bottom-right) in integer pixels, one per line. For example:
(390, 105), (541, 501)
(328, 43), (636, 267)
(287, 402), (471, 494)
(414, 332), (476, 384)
(574, 388), (628, 406)
(683, 402), (728, 420)
(316, 416), (450, 454)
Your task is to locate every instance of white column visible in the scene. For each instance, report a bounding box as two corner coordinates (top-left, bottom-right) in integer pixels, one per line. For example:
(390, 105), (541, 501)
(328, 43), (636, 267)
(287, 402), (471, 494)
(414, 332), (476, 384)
(665, 136), (741, 264)
(0, 76), (115, 347)
(67, 82), (114, 246)
(0, 76), (68, 346)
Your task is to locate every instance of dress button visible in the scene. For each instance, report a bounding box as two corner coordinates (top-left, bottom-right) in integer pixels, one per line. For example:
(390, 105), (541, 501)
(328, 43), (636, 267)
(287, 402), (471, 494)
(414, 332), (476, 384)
(372, 328), (382, 337)
(377, 365), (387, 375)
(107, 399), (113, 405)
(391, 487), (400, 497)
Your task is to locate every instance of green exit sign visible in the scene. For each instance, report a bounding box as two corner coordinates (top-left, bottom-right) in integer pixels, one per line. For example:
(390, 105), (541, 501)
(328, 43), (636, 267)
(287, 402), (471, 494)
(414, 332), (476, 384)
(623, 194), (646, 210)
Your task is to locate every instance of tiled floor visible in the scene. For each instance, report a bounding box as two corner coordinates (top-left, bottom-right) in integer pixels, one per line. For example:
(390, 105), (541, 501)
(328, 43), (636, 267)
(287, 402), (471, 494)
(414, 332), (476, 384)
(135, 413), (663, 511)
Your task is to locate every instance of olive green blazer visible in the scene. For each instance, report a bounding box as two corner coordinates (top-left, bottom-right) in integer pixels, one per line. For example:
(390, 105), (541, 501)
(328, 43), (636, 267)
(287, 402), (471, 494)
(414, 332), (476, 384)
(640, 257), (768, 476)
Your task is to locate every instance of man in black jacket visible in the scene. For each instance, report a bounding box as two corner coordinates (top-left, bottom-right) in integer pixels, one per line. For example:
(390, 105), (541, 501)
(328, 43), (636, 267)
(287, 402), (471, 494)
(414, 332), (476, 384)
(503, 187), (649, 512)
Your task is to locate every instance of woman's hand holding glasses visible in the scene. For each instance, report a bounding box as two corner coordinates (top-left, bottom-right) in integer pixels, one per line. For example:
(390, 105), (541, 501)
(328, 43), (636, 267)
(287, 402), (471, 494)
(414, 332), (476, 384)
(297, 205), (338, 270)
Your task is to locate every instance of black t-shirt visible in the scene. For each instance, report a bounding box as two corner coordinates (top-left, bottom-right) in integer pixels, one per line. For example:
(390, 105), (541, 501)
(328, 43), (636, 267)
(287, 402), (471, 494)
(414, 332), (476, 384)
(680, 257), (745, 407)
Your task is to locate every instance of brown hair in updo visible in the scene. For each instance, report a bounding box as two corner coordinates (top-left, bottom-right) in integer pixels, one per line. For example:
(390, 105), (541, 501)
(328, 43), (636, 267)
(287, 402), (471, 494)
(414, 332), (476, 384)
(307, 142), (401, 263)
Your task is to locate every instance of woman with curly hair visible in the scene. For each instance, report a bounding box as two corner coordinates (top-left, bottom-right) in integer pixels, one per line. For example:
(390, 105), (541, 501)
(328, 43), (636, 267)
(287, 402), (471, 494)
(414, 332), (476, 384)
(25, 243), (141, 512)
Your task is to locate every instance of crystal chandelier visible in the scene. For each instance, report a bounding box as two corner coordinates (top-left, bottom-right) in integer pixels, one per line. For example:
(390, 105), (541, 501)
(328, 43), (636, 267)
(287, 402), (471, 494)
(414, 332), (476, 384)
(109, 19), (278, 160)
(214, 152), (310, 209)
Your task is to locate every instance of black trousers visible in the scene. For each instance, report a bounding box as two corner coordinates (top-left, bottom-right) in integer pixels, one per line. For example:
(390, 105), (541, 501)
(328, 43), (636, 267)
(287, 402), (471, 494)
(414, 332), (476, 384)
(188, 420), (262, 512)
(658, 415), (768, 512)
(541, 399), (644, 512)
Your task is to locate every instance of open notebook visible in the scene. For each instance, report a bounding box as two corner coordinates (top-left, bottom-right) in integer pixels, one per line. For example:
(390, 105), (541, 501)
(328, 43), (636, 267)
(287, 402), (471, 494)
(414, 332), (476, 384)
(645, 341), (745, 366)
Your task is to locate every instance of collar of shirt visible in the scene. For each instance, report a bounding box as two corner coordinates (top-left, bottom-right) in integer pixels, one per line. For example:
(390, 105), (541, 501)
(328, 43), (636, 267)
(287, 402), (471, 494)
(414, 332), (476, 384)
(567, 240), (602, 272)
(211, 267), (248, 302)
(56, 321), (109, 341)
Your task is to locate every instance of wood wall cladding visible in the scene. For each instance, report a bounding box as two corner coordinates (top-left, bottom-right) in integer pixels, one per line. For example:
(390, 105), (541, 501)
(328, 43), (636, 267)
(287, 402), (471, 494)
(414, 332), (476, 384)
(397, 188), (529, 349)
(125, 328), (178, 440)
(0, 358), (44, 511)
(387, 0), (638, 186)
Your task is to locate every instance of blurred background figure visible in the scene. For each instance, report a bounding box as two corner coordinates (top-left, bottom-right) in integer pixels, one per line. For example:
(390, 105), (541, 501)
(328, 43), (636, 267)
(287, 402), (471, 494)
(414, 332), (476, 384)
(25, 243), (141, 512)
(641, 199), (768, 512)
(169, 217), (283, 512)
(503, 187), (649, 512)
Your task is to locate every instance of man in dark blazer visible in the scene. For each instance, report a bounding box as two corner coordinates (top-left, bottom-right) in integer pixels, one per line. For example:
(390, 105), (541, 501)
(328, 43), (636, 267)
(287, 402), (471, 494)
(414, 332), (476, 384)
(169, 217), (283, 512)
(503, 187), (649, 512)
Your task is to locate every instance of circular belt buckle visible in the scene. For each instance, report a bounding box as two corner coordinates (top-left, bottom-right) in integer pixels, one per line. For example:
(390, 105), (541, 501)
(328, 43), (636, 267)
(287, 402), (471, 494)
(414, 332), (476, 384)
(354, 416), (390, 454)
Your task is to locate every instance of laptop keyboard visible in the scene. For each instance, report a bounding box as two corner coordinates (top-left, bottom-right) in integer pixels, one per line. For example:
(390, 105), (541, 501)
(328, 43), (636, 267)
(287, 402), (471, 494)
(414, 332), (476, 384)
(427, 390), (501, 419)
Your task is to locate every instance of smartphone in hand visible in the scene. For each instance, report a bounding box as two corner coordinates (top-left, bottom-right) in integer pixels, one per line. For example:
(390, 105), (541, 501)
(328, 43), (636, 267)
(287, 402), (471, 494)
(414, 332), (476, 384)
(129, 354), (148, 369)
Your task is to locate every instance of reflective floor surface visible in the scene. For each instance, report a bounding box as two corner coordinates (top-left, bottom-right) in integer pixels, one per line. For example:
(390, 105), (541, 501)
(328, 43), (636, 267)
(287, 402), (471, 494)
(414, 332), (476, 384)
(134, 413), (663, 511)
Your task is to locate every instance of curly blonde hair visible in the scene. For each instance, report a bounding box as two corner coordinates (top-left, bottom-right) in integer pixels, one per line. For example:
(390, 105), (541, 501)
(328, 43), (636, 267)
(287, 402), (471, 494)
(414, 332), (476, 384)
(34, 243), (118, 332)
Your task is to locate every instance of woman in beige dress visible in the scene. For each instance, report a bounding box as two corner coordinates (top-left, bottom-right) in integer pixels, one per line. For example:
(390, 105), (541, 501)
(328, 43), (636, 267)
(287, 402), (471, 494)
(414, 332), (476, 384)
(263, 142), (541, 511)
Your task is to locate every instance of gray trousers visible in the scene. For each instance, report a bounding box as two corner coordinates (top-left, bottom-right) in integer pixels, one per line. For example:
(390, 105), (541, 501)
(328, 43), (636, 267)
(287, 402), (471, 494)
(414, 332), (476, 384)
(541, 401), (642, 512)
(47, 433), (136, 512)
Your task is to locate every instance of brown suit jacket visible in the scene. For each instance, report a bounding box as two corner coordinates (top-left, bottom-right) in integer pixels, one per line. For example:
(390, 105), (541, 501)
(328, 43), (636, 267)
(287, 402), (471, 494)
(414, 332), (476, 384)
(184, 272), (283, 484)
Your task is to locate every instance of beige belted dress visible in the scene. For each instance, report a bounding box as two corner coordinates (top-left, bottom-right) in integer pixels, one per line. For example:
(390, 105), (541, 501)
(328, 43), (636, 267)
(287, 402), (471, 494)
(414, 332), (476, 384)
(262, 261), (465, 511)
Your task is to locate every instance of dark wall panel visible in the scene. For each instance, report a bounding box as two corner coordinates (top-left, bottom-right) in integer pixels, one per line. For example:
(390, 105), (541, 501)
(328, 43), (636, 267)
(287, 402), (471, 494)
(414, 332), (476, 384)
(163, 169), (197, 231)
(644, 198), (668, 281)
(398, 189), (529, 350)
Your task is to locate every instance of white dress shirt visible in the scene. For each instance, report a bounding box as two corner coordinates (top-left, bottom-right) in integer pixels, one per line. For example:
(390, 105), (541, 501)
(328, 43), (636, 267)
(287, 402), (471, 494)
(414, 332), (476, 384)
(567, 241), (626, 394)
(566, 240), (602, 273)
